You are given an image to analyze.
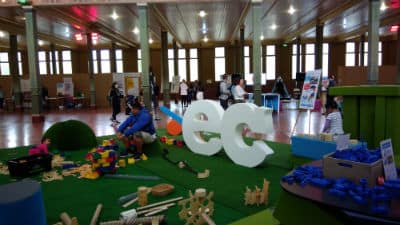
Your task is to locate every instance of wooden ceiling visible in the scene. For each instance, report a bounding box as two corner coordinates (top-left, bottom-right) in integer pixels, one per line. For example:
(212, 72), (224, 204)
(0, 0), (398, 49)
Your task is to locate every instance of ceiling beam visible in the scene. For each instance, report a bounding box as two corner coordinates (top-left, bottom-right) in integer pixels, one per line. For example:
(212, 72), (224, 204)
(336, 10), (400, 41)
(0, 0), (230, 7)
(49, 7), (136, 48)
(229, 0), (251, 44)
(282, 0), (363, 43)
(150, 4), (182, 47)
(0, 16), (78, 48)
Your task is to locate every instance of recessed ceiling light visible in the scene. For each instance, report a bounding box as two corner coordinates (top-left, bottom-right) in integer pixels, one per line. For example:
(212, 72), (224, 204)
(149, 38), (153, 44)
(0, 31), (5, 38)
(343, 18), (347, 28)
(199, 10), (207, 17)
(260, 34), (264, 40)
(1, 0), (6, 3)
(203, 36), (208, 42)
(110, 11), (119, 20)
(380, 2), (388, 11)
(288, 5), (296, 15)
(38, 40), (44, 46)
(270, 24), (277, 30)
(132, 27), (139, 34)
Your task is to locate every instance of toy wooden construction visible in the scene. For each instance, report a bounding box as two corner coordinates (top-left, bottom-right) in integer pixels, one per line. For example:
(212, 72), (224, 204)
(244, 179), (270, 206)
(89, 203), (103, 225)
(151, 183), (175, 197)
(179, 188), (215, 225)
(100, 215), (165, 225)
(138, 186), (148, 206)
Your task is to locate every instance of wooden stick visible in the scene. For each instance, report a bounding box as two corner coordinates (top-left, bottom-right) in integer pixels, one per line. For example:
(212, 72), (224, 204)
(137, 203), (175, 215)
(144, 206), (169, 216)
(60, 212), (72, 225)
(201, 213), (216, 225)
(90, 203), (103, 225)
(99, 220), (124, 225)
(122, 197), (138, 208)
(136, 196), (183, 211)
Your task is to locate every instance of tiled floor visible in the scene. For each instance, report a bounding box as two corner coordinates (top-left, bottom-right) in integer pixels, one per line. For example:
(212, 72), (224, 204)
(0, 100), (325, 149)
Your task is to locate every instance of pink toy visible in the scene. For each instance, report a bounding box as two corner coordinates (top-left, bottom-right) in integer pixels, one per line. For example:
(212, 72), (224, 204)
(29, 138), (50, 155)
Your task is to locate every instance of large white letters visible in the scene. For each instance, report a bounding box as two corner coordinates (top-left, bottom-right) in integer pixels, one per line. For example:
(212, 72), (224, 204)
(182, 100), (224, 155)
(182, 100), (275, 168)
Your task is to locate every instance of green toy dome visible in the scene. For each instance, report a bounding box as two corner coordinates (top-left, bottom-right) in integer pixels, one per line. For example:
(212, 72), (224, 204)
(43, 120), (97, 151)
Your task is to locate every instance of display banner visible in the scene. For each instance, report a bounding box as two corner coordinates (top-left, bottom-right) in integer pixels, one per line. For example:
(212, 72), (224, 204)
(380, 139), (398, 180)
(113, 72), (141, 96)
(299, 69), (322, 109)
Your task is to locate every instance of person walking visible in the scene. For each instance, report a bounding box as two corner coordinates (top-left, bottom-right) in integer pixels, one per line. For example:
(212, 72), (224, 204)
(109, 82), (123, 124)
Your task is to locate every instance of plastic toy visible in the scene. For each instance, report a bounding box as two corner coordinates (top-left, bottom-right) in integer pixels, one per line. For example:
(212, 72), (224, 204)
(118, 159), (126, 168)
(162, 149), (209, 178)
(84, 139), (119, 178)
(160, 136), (186, 147)
(160, 105), (183, 135)
(179, 189), (214, 225)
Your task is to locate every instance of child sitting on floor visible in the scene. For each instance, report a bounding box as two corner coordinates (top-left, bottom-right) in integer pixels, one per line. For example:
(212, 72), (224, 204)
(322, 100), (344, 137)
(29, 138), (51, 155)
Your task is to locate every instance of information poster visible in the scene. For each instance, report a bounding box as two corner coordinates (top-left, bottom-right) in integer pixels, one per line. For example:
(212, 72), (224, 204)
(299, 69), (322, 109)
(56, 83), (64, 95)
(20, 79), (30, 92)
(380, 139), (398, 180)
(113, 72), (141, 96)
(171, 75), (180, 94)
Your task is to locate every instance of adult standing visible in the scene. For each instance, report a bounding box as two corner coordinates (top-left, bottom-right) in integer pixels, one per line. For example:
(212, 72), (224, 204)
(219, 74), (231, 110)
(180, 79), (188, 107)
(233, 78), (247, 103)
(0, 86), (4, 110)
(109, 82), (123, 124)
(149, 66), (160, 120)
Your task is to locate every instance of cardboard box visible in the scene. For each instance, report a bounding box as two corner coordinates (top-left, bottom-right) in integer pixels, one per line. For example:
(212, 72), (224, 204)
(323, 152), (383, 186)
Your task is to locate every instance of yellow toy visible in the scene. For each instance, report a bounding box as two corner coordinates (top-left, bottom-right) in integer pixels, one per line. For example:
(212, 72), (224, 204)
(244, 179), (270, 206)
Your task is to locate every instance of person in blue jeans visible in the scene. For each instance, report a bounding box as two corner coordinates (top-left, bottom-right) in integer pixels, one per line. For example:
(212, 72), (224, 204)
(116, 99), (156, 158)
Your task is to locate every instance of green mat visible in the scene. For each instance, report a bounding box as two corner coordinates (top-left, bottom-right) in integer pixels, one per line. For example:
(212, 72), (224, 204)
(0, 131), (297, 224)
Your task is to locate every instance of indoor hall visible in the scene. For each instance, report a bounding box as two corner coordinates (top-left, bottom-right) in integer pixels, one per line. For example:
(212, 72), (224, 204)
(0, 0), (399, 225)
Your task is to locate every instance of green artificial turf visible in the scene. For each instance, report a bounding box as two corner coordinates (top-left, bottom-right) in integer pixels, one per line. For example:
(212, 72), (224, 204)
(0, 130), (297, 224)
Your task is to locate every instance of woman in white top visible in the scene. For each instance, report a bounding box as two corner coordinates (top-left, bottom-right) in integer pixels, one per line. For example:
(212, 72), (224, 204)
(233, 78), (247, 103)
(180, 79), (188, 107)
(322, 100), (344, 135)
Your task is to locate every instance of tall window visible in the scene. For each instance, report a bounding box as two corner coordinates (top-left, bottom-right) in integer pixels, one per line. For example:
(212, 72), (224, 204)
(92, 50), (98, 74)
(0, 52), (9, 76)
(322, 43), (329, 77)
(62, 50), (72, 74)
(305, 44), (315, 72)
(18, 52), (23, 76)
(214, 47), (225, 80)
(115, 49), (123, 73)
(49, 51), (60, 75)
(265, 45), (276, 80)
(38, 51), (47, 75)
(100, 49), (111, 73)
(168, 49), (175, 82)
(137, 49), (142, 73)
(244, 46), (250, 75)
(360, 42), (382, 66)
(292, 44), (302, 79)
(178, 49), (186, 80)
(189, 48), (198, 81)
(345, 42), (356, 66)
